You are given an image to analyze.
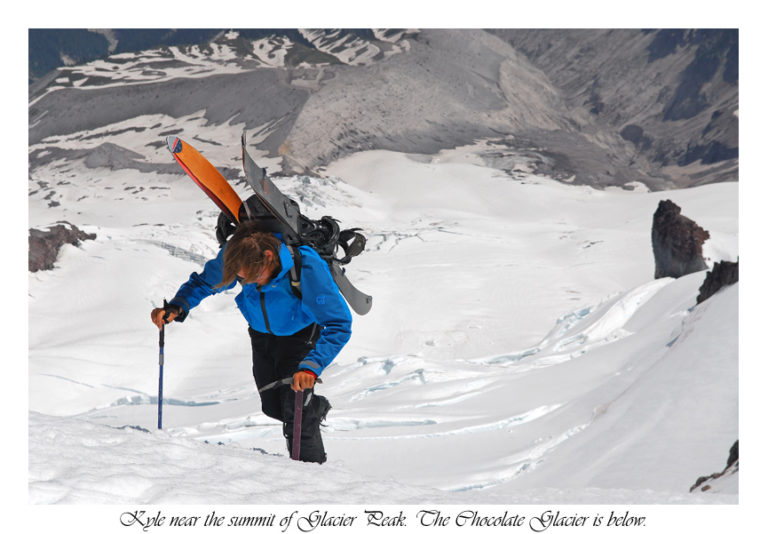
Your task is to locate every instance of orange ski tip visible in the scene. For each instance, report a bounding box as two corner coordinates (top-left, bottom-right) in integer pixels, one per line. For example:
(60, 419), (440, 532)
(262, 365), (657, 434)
(166, 136), (182, 154)
(167, 136), (243, 224)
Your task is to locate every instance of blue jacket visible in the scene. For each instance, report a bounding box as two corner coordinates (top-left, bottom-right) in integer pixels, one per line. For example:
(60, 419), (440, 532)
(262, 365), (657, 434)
(169, 242), (352, 376)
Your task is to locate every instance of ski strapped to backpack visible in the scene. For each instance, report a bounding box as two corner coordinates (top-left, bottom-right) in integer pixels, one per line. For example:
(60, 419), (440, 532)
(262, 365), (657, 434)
(166, 131), (372, 315)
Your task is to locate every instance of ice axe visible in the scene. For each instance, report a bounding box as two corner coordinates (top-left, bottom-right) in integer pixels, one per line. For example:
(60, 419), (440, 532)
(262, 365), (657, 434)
(292, 390), (303, 461)
(257, 376), (323, 393)
(258, 376), (323, 461)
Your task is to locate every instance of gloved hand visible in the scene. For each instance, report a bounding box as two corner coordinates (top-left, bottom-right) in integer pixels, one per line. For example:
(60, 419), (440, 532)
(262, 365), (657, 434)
(292, 370), (317, 392)
(150, 303), (181, 329)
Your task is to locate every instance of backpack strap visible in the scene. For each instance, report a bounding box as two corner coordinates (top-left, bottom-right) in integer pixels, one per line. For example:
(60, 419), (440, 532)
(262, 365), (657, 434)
(285, 244), (303, 300)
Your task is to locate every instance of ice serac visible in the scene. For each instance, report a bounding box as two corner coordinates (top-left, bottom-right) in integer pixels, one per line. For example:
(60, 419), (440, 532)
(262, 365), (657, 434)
(651, 199), (709, 279)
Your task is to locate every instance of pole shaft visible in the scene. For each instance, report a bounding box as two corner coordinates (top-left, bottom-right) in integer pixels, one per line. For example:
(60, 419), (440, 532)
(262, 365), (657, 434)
(157, 360), (164, 429)
(158, 322), (165, 430)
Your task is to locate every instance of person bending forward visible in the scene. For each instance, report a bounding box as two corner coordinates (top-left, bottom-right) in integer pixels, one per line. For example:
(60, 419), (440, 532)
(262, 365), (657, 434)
(151, 221), (352, 463)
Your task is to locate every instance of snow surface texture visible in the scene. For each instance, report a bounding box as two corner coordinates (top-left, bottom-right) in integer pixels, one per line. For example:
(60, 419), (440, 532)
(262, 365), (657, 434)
(29, 131), (738, 506)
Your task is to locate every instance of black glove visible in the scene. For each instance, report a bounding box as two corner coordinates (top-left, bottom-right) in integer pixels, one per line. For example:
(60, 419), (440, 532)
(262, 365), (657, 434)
(162, 300), (184, 323)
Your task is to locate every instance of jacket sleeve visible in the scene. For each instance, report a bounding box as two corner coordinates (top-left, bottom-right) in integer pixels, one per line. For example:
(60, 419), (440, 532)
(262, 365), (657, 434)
(296, 250), (353, 376)
(168, 247), (235, 321)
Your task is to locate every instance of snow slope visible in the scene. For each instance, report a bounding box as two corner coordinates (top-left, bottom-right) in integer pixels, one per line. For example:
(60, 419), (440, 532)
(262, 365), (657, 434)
(29, 138), (738, 490)
(23, 121), (747, 534)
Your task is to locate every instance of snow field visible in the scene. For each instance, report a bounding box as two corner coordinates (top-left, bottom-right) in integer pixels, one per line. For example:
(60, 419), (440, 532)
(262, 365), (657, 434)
(28, 143), (738, 522)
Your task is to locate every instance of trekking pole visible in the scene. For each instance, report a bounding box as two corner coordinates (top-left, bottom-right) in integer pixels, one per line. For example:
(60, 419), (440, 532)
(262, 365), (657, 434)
(157, 299), (167, 430)
(292, 390), (303, 461)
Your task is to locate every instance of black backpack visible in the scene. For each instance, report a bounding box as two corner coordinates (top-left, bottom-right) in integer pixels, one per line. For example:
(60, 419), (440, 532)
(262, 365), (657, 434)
(215, 193), (367, 304)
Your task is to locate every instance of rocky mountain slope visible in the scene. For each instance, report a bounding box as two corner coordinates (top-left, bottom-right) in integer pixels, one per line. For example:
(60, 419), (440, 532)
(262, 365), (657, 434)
(29, 28), (737, 191)
(491, 29), (738, 187)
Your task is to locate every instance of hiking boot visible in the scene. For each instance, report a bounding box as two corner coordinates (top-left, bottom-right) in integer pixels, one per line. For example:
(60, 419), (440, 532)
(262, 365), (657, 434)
(314, 395), (331, 427)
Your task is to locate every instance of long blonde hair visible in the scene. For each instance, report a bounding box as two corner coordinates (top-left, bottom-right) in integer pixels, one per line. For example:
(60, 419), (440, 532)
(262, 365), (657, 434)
(218, 222), (281, 288)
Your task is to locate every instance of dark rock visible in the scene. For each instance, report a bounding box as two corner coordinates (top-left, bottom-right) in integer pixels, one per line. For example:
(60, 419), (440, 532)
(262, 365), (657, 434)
(679, 141), (739, 166)
(662, 30), (738, 121)
(646, 29), (687, 62)
(697, 260), (739, 304)
(620, 124), (653, 151)
(727, 440), (739, 468)
(29, 222), (96, 272)
(690, 439), (739, 492)
(651, 200), (710, 279)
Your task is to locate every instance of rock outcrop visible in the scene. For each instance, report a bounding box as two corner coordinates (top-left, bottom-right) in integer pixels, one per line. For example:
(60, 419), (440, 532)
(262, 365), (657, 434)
(697, 260), (739, 304)
(29, 222), (96, 272)
(651, 200), (709, 279)
(690, 440), (739, 492)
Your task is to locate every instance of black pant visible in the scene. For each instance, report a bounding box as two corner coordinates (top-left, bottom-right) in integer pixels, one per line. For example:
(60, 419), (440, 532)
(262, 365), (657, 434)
(248, 324), (329, 463)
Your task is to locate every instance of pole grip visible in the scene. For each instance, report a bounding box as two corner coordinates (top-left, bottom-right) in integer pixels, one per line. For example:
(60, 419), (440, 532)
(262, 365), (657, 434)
(159, 325), (165, 365)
